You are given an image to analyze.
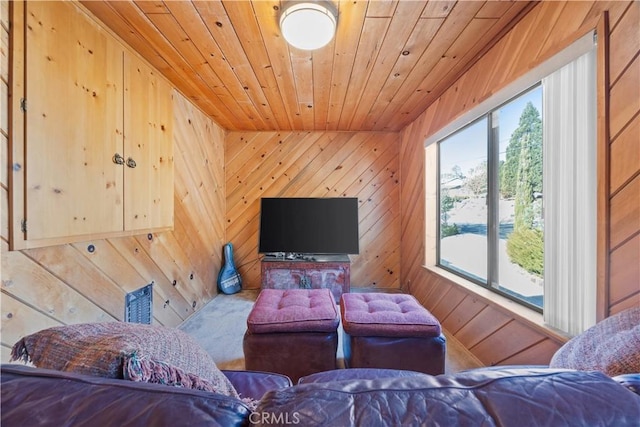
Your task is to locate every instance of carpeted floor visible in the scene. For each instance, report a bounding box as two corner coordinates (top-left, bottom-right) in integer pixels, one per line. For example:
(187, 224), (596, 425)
(179, 289), (483, 373)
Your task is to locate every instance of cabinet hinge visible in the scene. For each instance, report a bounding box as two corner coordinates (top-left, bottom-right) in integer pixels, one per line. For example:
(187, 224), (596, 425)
(20, 98), (27, 112)
(21, 219), (27, 233)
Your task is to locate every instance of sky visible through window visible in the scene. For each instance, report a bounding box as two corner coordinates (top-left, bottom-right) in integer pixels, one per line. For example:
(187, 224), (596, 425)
(440, 88), (542, 174)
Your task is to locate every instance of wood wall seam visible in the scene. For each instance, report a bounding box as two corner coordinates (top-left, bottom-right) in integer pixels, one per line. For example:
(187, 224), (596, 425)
(596, 11), (611, 321)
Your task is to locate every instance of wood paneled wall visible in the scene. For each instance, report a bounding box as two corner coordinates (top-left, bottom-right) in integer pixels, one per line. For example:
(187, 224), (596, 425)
(224, 131), (400, 291)
(399, 1), (639, 366)
(1, 0), (227, 361)
(606, 1), (640, 315)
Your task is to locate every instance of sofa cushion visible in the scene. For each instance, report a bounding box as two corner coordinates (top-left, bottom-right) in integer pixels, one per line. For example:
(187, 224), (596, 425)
(1, 364), (250, 427)
(340, 293), (441, 337)
(10, 322), (239, 398)
(298, 368), (428, 384)
(222, 370), (293, 401)
(247, 289), (339, 333)
(255, 368), (640, 426)
(550, 307), (640, 377)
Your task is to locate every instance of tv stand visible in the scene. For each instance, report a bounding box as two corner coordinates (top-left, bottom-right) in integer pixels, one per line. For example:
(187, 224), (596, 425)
(261, 255), (350, 302)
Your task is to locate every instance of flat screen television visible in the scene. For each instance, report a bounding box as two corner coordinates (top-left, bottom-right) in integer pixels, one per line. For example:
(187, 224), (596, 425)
(258, 197), (359, 255)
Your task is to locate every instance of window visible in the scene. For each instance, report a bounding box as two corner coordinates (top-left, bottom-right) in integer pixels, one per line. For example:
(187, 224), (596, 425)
(428, 32), (597, 335)
(438, 86), (543, 311)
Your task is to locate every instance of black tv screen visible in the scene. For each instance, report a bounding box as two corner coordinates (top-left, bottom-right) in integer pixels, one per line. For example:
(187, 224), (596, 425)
(259, 197), (359, 255)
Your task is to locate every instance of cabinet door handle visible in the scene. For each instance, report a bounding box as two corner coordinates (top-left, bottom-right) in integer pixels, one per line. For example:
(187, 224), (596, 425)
(126, 157), (137, 168)
(112, 153), (125, 165)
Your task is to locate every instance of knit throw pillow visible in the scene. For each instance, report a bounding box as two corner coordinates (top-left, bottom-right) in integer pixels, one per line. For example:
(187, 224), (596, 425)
(10, 322), (239, 398)
(549, 307), (640, 377)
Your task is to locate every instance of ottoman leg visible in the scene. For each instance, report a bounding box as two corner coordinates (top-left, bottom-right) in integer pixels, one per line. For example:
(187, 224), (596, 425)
(244, 331), (338, 383)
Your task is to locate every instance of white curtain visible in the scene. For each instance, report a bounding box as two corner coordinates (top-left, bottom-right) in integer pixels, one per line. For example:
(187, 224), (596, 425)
(542, 48), (597, 336)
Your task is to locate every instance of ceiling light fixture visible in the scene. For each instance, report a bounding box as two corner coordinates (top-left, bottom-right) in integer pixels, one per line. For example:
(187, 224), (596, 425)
(279, 1), (337, 51)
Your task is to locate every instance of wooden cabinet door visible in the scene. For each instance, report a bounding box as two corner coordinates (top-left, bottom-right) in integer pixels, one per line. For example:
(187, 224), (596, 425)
(25, 1), (124, 240)
(123, 53), (174, 231)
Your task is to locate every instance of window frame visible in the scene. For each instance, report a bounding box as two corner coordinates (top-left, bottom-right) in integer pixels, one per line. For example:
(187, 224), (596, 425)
(435, 84), (544, 313)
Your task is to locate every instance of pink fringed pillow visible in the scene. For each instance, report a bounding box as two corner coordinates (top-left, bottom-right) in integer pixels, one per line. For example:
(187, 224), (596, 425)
(10, 322), (239, 398)
(549, 307), (640, 377)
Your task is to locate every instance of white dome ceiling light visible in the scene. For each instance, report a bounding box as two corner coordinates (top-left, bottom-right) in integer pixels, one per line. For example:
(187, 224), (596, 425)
(279, 1), (338, 51)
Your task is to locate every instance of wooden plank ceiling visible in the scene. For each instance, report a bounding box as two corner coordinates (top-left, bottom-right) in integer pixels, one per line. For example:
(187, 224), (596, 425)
(81, 0), (533, 132)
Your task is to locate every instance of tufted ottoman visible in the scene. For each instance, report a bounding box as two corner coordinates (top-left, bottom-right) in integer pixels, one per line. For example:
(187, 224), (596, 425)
(243, 288), (339, 383)
(340, 293), (446, 375)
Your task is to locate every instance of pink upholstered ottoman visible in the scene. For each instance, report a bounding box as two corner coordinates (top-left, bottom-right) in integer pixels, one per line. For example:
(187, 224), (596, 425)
(243, 289), (339, 383)
(340, 293), (446, 375)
